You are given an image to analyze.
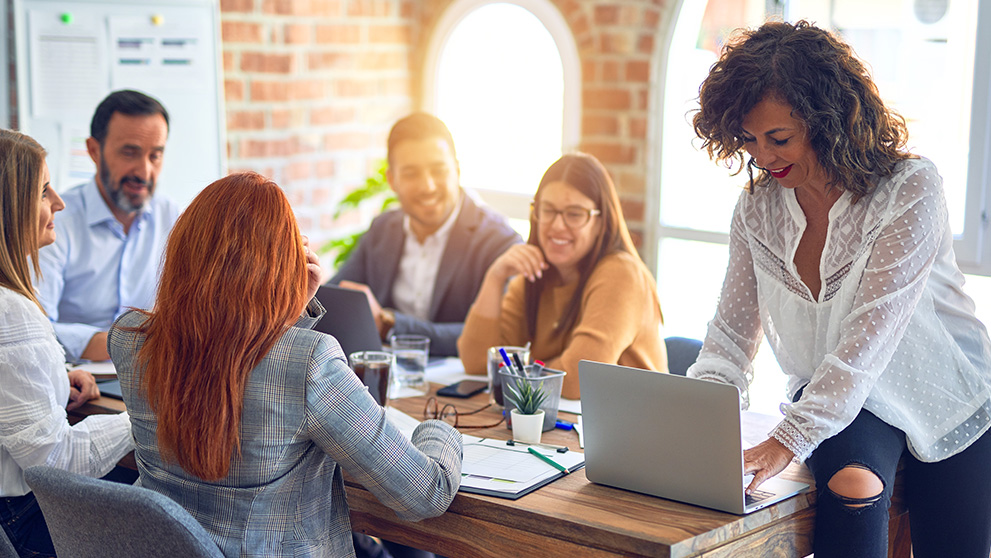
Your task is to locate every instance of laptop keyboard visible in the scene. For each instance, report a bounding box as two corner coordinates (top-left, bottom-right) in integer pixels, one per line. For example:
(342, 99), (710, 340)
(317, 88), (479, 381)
(745, 488), (775, 506)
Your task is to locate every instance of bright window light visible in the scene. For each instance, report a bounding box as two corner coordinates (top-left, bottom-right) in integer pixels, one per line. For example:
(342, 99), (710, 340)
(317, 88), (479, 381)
(435, 3), (564, 195)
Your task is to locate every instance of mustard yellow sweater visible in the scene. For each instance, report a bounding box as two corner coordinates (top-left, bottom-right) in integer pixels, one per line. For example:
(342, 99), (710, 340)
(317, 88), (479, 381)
(458, 252), (667, 399)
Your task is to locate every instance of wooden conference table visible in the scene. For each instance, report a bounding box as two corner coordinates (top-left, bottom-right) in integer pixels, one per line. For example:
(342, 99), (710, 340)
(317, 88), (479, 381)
(74, 383), (910, 558)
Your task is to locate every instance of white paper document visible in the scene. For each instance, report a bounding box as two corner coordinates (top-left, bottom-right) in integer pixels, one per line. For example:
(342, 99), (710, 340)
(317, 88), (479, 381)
(69, 361), (118, 376)
(384, 408), (585, 498)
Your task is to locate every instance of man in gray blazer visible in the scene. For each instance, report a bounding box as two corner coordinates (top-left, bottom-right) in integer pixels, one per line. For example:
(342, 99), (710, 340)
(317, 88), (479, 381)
(332, 112), (521, 357)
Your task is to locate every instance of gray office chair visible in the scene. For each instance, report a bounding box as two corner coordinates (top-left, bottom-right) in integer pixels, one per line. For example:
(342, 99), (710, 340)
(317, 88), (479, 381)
(664, 336), (703, 376)
(24, 466), (223, 558)
(0, 526), (18, 558)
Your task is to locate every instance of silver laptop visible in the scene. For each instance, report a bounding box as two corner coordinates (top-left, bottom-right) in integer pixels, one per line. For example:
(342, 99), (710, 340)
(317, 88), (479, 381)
(578, 360), (808, 514)
(314, 285), (383, 357)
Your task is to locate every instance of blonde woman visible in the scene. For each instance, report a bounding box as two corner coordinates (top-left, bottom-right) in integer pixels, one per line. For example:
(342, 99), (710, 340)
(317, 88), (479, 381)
(0, 129), (133, 557)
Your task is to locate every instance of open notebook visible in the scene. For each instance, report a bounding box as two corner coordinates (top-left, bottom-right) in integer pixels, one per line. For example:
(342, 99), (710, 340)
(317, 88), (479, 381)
(385, 407), (584, 499)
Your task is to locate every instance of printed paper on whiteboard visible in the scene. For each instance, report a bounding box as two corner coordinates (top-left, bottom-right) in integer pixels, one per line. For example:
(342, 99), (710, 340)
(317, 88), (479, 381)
(28, 10), (106, 119)
(109, 16), (212, 89)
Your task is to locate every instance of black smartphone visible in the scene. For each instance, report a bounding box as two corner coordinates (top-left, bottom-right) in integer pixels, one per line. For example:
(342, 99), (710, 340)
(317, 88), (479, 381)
(436, 379), (488, 398)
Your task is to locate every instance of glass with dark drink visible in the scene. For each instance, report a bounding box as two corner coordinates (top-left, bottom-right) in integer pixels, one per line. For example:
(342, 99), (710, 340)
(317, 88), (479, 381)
(348, 351), (393, 406)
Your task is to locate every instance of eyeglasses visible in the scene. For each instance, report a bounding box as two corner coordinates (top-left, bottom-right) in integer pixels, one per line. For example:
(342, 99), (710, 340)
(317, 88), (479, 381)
(530, 201), (601, 229)
(422, 397), (505, 429)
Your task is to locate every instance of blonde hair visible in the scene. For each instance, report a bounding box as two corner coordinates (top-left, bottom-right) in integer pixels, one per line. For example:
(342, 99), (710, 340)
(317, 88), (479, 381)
(0, 129), (47, 309)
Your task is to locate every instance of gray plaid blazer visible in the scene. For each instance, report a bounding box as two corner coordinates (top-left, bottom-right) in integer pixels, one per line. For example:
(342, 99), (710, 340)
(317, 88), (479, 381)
(108, 299), (462, 558)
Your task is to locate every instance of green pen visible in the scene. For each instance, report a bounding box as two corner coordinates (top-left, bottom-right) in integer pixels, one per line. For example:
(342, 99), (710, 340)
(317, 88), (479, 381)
(527, 446), (570, 474)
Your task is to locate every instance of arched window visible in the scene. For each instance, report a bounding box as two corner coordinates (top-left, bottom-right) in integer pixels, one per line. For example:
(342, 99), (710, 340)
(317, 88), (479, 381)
(423, 0), (581, 233)
(653, 0), (987, 413)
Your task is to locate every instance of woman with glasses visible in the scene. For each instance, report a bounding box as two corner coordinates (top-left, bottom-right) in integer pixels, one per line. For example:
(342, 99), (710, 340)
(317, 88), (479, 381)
(458, 153), (667, 399)
(108, 172), (462, 558)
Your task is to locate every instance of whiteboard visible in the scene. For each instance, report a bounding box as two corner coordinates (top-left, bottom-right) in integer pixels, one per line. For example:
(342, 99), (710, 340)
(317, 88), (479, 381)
(12, 0), (226, 208)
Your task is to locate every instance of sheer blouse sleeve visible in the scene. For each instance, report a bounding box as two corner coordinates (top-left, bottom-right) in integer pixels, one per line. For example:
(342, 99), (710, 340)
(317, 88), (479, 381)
(772, 165), (946, 460)
(687, 194), (764, 408)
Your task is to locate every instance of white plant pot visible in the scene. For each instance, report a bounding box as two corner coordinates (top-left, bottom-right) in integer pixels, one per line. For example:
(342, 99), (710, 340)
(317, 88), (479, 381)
(511, 409), (545, 444)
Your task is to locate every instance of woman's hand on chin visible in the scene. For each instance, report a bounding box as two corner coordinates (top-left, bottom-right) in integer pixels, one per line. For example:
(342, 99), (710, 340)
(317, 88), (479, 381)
(488, 244), (548, 283)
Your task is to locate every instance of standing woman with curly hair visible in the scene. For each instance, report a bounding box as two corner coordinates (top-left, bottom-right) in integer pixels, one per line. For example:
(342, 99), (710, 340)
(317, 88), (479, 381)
(689, 21), (991, 557)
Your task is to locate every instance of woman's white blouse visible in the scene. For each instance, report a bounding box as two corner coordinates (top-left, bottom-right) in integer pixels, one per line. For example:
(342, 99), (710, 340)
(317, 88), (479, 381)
(0, 287), (133, 497)
(688, 158), (991, 462)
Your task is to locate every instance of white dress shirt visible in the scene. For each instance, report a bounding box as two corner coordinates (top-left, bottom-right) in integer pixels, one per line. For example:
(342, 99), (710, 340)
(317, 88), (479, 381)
(391, 196), (463, 321)
(0, 287), (133, 497)
(689, 158), (991, 462)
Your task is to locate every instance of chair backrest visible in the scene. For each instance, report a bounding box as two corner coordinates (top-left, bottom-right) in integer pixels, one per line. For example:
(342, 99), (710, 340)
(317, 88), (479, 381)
(664, 336), (703, 376)
(0, 526), (18, 558)
(24, 466), (223, 558)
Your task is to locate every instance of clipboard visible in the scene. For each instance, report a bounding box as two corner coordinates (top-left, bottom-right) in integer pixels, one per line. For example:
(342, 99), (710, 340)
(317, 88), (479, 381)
(384, 407), (585, 500)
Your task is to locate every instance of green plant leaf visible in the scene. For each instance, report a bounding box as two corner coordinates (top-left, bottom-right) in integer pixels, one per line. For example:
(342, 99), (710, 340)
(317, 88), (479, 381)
(321, 159), (399, 273)
(505, 377), (547, 415)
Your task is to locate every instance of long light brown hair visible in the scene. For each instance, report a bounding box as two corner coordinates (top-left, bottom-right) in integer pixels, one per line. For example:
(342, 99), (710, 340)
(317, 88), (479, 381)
(524, 153), (660, 337)
(0, 129), (47, 309)
(137, 172), (308, 481)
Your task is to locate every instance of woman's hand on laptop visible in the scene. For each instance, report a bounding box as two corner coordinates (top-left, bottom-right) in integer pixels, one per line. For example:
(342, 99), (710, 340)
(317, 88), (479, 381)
(743, 438), (794, 494)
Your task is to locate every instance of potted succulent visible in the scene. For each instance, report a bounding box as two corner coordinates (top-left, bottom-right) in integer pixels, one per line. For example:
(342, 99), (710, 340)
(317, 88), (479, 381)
(505, 378), (547, 443)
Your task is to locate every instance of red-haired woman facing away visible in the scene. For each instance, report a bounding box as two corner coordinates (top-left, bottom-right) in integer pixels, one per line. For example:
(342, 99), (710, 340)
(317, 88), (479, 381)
(108, 172), (462, 558)
(1, 129), (133, 558)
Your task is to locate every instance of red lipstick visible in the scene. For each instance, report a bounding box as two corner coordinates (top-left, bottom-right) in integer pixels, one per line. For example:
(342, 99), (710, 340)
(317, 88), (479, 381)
(770, 165), (793, 179)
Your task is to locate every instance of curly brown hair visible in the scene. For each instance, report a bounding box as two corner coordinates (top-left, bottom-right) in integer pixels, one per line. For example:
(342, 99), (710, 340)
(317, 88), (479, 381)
(692, 20), (909, 196)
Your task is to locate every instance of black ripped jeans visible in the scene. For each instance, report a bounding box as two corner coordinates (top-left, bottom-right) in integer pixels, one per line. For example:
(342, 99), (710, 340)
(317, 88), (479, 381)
(803, 405), (991, 558)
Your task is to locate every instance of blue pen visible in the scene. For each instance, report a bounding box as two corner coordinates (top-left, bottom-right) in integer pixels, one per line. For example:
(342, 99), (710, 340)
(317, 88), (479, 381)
(498, 348), (515, 372)
(555, 419), (574, 431)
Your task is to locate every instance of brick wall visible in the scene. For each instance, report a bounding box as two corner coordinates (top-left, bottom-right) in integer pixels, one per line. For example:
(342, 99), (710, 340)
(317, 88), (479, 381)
(413, 0), (671, 249)
(219, 0), (417, 246)
(218, 0), (674, 253)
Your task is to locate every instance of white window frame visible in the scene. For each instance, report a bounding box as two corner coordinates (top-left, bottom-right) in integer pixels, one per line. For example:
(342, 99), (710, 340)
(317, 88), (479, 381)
(959, 0), (991, 273)
(648, 0), (991, 277)
(421, 0), (582, 221)
(0, 4), (8, 128)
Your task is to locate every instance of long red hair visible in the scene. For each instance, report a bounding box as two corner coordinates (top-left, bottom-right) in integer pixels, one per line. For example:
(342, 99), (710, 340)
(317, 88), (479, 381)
(137, 172), (308, 480)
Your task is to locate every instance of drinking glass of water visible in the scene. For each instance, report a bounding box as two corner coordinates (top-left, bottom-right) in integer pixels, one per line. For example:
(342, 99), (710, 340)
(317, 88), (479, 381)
(389, 334), (429, 392)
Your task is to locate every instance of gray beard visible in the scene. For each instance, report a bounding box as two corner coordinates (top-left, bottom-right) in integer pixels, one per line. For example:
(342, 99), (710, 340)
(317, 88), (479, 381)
(100, 165), (146, 214)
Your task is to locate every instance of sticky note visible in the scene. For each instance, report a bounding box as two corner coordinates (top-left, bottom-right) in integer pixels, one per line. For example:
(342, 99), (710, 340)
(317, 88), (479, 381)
(151, 14), (164, 25)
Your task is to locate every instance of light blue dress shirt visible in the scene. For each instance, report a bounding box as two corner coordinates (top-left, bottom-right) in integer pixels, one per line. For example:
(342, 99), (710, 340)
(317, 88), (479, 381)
(36, 178), (180, 362)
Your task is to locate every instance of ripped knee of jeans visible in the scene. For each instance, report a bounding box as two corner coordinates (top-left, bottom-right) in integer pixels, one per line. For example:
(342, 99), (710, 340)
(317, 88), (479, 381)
(824, 463), (885, 513)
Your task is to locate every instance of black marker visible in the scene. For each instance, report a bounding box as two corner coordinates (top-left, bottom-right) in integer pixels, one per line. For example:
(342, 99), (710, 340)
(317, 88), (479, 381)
(511, 353), (526, 376)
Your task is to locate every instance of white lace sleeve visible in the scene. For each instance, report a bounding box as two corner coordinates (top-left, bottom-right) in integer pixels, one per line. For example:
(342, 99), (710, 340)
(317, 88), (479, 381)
(688, 194), (763, 409)
(772, 164), (946, 460)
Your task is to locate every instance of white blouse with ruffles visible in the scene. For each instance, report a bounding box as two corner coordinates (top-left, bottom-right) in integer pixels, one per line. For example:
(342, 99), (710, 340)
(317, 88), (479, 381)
(688, 157), (991, 462)
(0, 286), (133, 497)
